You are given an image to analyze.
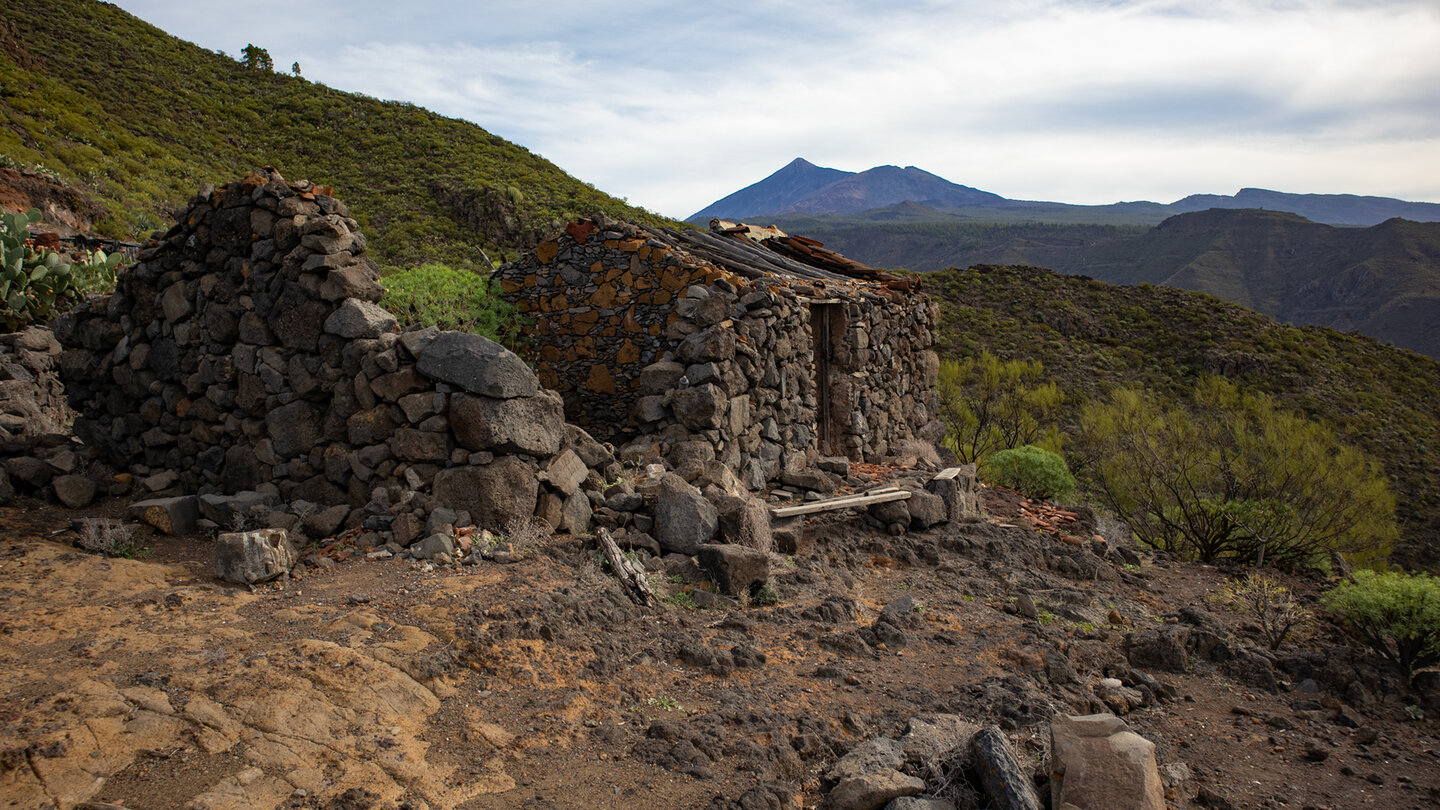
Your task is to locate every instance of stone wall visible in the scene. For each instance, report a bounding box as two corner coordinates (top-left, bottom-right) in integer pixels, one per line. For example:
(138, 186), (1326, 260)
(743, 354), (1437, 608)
(0, 326), (71, 440)
(55, 170), (615, 541)
(496, 217), (942, 491)
(494, 218), (725, 431)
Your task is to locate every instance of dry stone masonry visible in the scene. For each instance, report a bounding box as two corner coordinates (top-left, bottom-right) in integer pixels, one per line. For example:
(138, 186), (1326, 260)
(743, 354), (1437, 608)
(54, 170), (619, 546)
(495, 217), (943, 492)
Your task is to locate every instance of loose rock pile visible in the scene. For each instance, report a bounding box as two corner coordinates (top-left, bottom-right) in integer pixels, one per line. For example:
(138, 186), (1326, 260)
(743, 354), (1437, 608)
(54, 170), (619, 548)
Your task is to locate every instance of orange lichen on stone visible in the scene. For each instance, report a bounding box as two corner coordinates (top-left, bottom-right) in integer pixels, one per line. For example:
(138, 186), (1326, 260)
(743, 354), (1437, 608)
(540, 345), (562, 362)
(565, 220), (595, 244)
(574, 336), (596, 359)
(548, 293), (568, 312)
(500, 279), (523, 294)
(586, 364), (617, 394)
(538, 366), (561, 390)
(535, 241), (559, 265)
(592, 285), (617, 309)
(649, 248), (670, 264)
(622, 311), (642, 333)
(573, 310), (600, 332)
(615, 340), (640, 364)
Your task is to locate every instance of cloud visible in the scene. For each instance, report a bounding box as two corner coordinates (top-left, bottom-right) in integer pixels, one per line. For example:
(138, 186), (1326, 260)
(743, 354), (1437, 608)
(110, 0), (1440, 215)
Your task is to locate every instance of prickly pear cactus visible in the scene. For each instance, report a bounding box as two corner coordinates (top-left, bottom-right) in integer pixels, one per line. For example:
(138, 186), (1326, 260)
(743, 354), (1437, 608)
(0, 207), (122, 330)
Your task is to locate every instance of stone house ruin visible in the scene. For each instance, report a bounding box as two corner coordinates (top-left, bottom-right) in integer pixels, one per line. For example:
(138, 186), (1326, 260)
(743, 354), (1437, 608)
(494, 218), (943, 491)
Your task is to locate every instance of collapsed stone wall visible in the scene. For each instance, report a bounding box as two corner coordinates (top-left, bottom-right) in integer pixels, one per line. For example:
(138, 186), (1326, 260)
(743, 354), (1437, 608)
(496, 218), (942, 490)
(55, 170), (615, 542)
(0, 326), (71, 440)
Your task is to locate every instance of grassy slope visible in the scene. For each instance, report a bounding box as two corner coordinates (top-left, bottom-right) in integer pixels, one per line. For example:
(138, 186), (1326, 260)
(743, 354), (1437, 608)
(0, 0), (673, 267)
(930, 264), (1440, 571)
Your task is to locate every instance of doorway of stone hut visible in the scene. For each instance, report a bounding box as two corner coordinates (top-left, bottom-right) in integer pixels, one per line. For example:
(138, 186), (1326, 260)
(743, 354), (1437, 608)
(809, 300), (847, 456)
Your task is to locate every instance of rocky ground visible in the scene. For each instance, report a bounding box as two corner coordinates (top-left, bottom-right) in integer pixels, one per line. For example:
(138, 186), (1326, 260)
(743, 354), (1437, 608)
(1, 491), (1437, 810)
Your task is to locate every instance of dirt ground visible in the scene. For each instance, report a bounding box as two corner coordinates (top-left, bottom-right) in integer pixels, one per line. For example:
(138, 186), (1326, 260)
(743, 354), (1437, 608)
(1, 495), (1437, 810)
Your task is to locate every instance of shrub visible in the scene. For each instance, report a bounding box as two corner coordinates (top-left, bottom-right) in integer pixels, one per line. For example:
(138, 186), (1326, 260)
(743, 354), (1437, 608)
(1212, 573), (1313, 651)
(1325, 570), (1440, 682)
(979, 444), (1076, 502)
(1078, 377), (1396, 568)
(379, 262), (524, 346)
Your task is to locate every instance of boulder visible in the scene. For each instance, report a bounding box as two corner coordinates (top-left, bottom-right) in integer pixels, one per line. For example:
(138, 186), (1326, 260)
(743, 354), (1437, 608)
(654, 473), (717, 554)
(636, 359), (686, 394)
(323, 298), (398, 339)
(1124, 628), (1190, 674)
(52, 474), (96, 508)
(827, 737), (905, 783)
(926, 465), (982, 521)
(302, 503), (350, 539)
(449, 391), (565, 456)
(899, 714), (980, 765)
(541, 449), (589, 496)
(1050, 713), (1165, 810)
(128, 495), (200, 536)
(828, 770), (925, 810)
(199, 490), (282, 529)
(697, 543), (770, 597)
(266, 401), (322, 459)
(716, 495), (774, 553)
(670, 383), (726, 430)
(433, 456), (538, 532)
(415, 331), (537, 399)
(412, 533), (455, 561)
(213, 528), (296, 584)
(781, 467), (837, 494)
(907, 489), (947, 530)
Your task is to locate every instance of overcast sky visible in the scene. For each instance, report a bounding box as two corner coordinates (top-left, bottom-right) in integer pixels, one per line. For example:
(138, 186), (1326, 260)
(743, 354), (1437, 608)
(111, 0), (1440, 218)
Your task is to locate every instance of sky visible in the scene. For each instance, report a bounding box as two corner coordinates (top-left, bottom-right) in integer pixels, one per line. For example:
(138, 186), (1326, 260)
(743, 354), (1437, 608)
(110, 0), (1440, 219)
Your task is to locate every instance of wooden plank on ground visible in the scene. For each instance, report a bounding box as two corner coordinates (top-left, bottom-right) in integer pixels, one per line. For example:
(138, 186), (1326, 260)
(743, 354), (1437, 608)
(770, 488), (910, 519)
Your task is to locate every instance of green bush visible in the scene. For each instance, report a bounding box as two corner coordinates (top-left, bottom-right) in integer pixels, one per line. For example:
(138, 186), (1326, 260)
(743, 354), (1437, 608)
(379, 263), (524, 346)
(979, 444), (1076, 502)
(1325, 570), (1440, 681)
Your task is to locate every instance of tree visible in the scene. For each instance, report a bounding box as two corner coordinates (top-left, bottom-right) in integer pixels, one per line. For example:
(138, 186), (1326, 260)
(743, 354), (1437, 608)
(937, 351), (1063, 464)
(240, 44), (274, 72)
(1325, 570), (1440, 682)
(1078, 376), (1396, 568)
(291, 61), (302, 77)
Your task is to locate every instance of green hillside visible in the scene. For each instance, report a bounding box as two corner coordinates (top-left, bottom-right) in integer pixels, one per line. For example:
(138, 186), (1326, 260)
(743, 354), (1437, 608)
(931, 264), (1440, 571)
(1060, 210), (1440, 358)
(0, 0), (673, 268)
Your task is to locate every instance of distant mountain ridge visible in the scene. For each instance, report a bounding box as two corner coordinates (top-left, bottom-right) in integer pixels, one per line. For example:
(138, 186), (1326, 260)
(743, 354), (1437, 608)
(691, 159), (1440, 228)
(767, 208), (1440, 359)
